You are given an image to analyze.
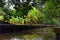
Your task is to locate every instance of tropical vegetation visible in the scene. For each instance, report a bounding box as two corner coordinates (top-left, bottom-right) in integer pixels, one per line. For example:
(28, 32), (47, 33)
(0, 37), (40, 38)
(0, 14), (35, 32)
(0, 0), (60, 25)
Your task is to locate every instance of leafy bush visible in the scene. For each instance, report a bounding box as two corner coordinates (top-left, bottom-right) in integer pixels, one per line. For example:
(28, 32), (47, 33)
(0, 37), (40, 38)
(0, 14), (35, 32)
(0, 7), (5, 15)
(9, 16), (19, 24)
(0, 16), (4, 21)
(27, 7), (44, 24)
(42, 0), (60, 25)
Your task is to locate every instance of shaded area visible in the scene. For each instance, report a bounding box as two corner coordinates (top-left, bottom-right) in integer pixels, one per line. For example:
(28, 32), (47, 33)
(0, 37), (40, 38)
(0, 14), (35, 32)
(0, 21), (11, 24)
(54, 28), (60, 40)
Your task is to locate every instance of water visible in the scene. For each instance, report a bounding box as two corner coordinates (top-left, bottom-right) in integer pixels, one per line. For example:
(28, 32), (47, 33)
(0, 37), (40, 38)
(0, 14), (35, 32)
(0, 27), (55, 40)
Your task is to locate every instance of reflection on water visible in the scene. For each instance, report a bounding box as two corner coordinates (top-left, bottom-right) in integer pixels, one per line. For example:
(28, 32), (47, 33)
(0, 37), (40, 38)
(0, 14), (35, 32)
(0, 28), (42, 40)
(0, 32), (43, 40)
(10, 37), (43, 40)
(0, 27), (56, 40)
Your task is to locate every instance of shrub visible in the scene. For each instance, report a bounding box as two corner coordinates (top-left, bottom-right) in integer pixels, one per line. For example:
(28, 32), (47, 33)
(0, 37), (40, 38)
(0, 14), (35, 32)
(27, 7), (44, 24)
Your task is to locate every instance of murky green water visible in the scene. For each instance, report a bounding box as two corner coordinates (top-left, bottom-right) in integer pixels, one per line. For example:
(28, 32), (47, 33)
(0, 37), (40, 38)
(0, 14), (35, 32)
(0, 27), (56, 40)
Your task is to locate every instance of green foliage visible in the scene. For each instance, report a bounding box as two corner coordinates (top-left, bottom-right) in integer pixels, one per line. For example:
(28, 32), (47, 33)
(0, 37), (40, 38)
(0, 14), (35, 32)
(27, 7), (44, 24)
(24, 17), (30, 24)
(9, 16), (19, 24)
(3, 8), (12, 16)
(44, 0), (60, 17)
(9, 16), (25, 24)
(3, 8), (17, 17)
(0, 7), (5, 15)
(44, 1), (54, 19)
(11, 10), (16, 17)
(42, 0), (60, 25)
(0, 16), (4, 21)
(12, 0), (33, 17)
(0, 0), (5, 8)
(0, 0), (60, 25)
